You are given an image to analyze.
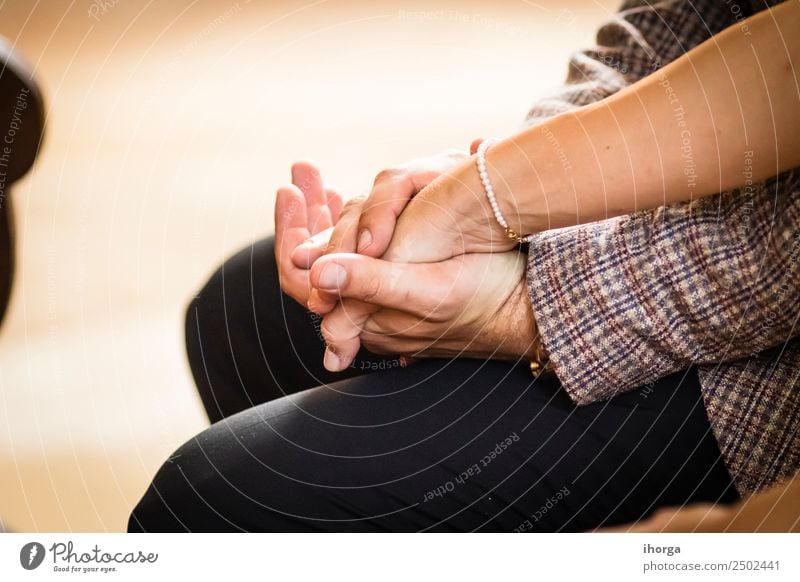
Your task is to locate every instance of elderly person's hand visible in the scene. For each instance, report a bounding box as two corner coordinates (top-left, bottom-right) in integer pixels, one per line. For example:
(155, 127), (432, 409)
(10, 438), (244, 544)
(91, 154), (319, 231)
(308, 249), (538, 370)
(275, 155), (540, 372)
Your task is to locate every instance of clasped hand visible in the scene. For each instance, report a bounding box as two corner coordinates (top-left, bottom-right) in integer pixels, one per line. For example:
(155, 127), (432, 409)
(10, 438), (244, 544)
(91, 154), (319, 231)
(274, 149), (536, 372)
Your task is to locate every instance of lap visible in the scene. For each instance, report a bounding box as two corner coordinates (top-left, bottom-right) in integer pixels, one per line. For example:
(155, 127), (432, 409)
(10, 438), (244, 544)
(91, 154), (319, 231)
(130, 358), (736, 532)
(133, 237), (736, 532)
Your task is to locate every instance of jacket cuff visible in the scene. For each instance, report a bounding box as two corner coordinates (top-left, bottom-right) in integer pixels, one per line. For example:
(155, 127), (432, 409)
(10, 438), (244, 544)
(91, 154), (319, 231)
(525, 215), (688, 405)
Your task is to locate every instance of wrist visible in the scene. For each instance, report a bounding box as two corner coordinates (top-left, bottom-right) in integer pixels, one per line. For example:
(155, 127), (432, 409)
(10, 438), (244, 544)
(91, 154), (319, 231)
(436, 153), (520, 252)
(483, 269), (540, 361)
(479, 114), (585, 236)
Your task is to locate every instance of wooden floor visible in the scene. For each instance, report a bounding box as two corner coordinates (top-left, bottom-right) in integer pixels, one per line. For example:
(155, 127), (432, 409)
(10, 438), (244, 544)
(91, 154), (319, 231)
(0, 0), (615, 531)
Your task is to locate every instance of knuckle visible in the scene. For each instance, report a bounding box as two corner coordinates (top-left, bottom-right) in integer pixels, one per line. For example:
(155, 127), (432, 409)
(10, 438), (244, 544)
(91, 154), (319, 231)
(342, 196), (366, 214)
(360, 275), (382, 302)
(373, 168), (404, 185)
(360, 333), (389, 355)
(319, 319), (338, 345)
(361, 340), (387, 355)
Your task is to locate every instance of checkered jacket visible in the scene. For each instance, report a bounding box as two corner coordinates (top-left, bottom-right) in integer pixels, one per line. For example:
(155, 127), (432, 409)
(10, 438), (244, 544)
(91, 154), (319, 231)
(523, 0), (799, 495)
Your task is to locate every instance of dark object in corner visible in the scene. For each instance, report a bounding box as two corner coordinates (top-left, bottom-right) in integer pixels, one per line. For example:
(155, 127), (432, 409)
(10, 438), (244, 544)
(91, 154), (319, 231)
(0, 39), (46, 325)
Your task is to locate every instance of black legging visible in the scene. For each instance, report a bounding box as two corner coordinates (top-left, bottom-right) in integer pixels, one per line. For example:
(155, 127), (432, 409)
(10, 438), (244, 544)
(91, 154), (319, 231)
(128, 237), (738, 532)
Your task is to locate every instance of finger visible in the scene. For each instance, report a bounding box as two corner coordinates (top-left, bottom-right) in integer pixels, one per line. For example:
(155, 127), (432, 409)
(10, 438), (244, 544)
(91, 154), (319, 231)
(360, 312), (451, 359)
(275, 184), (309, 262)
(308, 288), (341, 315)
(359, 331), (427, 358)
(274, 185), (311, 303)
(355, 170), (415, 257)
(307, 287), (340, 315)
(292, 160), (331, 235)
(295, 196), (365, 312)
(326, 188), (343, 224)
(310, 253), (442, 315)
(469, 138), (483, 155)
(291, 226), (333, 270)
(320, 298), (376, 371)
(326, 197), (363, 253)
(290, 193), (363, 270)
(306, 288), (325, 314)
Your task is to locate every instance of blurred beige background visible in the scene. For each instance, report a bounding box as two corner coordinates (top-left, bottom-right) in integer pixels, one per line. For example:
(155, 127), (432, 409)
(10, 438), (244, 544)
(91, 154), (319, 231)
(0, 0), (617, 531)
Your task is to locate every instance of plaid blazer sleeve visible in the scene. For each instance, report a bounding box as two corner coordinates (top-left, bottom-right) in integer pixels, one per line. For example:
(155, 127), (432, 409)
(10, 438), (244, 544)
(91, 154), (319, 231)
(521, 0), (799, 404)
(527, 181), (800, 405)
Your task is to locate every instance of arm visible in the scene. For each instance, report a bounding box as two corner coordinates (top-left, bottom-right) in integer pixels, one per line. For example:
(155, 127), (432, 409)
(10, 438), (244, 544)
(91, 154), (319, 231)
(517, 1), (800, 403)
(494, 0), (800, 234)
(525, 177), (800, 405)
(305, 1), (800, 373)
(388, 1), (800, 263)
(378, 1), (799, 398)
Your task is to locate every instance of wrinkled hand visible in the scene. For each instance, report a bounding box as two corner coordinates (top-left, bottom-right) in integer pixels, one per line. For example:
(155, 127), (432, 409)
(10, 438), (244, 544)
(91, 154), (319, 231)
(276, 151), (537, 373)
(309, 249), (537, 371)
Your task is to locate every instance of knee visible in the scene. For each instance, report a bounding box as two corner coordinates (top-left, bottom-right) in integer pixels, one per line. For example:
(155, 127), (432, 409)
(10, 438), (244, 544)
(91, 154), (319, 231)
(128, 431), (241, 532)
(129, 406), (303, 532)
(128, 442), (197, 532)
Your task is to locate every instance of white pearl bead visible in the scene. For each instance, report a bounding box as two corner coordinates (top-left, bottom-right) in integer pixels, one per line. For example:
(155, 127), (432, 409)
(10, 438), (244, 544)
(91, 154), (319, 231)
(475, 137), (525, 242)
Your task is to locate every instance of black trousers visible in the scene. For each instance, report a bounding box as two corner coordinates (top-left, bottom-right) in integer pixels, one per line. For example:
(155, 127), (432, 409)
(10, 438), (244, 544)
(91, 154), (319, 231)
(128, 237), (738, 532)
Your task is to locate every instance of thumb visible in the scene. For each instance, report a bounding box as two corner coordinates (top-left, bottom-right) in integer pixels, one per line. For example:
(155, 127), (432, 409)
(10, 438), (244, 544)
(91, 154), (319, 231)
(309, 253), (441, 315)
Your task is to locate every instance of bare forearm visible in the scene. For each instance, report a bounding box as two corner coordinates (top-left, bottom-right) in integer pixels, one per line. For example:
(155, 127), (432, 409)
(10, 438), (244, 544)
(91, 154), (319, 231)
(487, 0), (800, 233)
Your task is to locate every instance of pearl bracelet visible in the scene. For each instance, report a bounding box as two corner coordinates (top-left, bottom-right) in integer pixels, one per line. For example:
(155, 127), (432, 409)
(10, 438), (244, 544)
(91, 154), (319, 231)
(476, 138), (533, 244)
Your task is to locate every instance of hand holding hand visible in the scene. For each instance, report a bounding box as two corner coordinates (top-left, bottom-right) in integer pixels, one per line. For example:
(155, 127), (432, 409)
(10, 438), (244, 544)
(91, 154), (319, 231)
(309, 249), (537, 370)
(383, 148), (523, 264)
(290, 149), (471, 313)
(275, 152), (540, 373)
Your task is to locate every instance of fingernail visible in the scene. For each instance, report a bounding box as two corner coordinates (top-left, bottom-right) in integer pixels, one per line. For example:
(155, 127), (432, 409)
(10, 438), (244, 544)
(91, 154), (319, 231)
(318, 262), (346, 290)
(324, 347), (341, 371)
(357, 229), (372, 253)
